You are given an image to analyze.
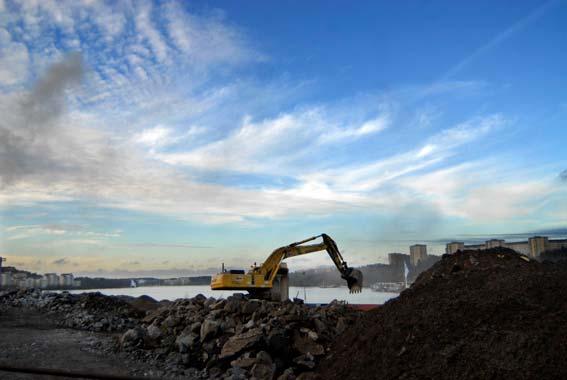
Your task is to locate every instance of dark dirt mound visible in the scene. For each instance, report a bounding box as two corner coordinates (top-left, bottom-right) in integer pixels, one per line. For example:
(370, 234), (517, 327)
(319, 248), (567, 380)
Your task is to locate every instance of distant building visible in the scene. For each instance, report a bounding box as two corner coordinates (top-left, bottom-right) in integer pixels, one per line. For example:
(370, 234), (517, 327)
(0, 272), (13, 287)
(162, 278), (180, 286)
(446, 242), (465, 255)
(445, 236), (567, 258)
(45, 273), (59, 288)
(388, 253), (409, 268)
(60, 273), (74, 287)
(410, 244), (428, 266)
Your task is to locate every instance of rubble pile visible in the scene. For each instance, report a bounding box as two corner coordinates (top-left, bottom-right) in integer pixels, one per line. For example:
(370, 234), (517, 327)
(0, 289), (143, 332)
(319, 248), (567, 380)
(119, 293), (360, 379)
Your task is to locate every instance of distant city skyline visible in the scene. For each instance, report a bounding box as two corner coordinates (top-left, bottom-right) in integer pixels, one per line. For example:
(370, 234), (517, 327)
(1, 1), (566, 275)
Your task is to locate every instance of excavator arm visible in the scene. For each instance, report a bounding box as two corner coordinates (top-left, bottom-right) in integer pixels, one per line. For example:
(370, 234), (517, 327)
(256, 234), (363, 293)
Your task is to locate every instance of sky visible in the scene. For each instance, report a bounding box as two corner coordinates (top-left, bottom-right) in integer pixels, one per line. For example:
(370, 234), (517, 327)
(0, 0), (566, 277)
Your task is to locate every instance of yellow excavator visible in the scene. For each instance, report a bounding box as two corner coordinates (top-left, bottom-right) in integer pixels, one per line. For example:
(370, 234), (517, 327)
(210, 234), (363, 301)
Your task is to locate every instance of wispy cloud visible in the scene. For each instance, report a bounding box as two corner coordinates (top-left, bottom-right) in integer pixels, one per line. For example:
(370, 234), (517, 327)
(155, 107), (390, 174)
(5, 224), (120, 241)
(442, 0), (558, 80)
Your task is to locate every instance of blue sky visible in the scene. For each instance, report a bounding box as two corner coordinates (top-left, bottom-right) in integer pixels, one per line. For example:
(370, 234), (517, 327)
(0, 0), (566, 276)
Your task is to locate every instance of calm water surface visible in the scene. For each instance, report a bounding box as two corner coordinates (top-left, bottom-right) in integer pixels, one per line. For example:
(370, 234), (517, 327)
(68, 285), (397, 304)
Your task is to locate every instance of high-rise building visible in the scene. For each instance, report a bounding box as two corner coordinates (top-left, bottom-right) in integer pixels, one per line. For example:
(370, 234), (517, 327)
(410, 244), (428, 266)
(446, 242), (465, 254)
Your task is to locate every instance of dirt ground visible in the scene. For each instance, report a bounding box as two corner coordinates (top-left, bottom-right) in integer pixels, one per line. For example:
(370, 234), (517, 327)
(0, 308), (155, 380)
(319, 248), (567, 380)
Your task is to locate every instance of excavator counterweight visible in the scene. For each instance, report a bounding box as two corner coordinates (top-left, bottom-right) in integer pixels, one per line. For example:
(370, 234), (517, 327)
(210, 234), (363, 301)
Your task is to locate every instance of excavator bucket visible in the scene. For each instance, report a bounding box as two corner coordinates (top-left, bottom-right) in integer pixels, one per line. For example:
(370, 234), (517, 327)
(345, 269), (363, 293)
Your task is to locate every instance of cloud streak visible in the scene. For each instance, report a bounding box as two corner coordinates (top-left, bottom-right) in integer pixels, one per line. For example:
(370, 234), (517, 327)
(442, 0), (558, 80)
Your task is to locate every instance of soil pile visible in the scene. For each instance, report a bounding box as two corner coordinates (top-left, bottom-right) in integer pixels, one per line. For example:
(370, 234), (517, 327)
(0, 289), (144, 332)
(319, 248), (567, 380)
(119, 294), (360, 379)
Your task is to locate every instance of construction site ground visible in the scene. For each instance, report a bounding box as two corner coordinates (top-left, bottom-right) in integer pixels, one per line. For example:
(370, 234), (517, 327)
(0, 308), (154, 380)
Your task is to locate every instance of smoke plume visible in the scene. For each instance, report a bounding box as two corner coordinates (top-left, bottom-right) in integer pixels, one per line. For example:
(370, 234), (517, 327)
(0, 53), (84, 187)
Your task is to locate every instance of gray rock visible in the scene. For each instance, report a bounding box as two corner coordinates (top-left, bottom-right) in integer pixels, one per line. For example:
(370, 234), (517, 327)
(244, 319), (255, 329)
(147, 324), (162, 340)
(176, 333), (197, 353)
(120, 327), (145, 347)
(220, 327), (264, 359)
(200, 319), (220, 342)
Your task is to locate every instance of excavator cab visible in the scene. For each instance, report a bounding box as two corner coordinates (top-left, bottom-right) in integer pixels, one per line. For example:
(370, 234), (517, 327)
(211, 234), (363, 301)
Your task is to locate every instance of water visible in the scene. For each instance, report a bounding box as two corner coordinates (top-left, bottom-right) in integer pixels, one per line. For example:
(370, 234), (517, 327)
(67, 285), (397, 304)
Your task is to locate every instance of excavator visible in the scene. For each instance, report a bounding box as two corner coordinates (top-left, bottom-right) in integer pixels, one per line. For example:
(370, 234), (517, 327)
(210, 234), (363, 301)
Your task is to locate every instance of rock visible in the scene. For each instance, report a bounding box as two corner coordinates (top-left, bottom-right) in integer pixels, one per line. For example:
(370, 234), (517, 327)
(242, 300), (262, 315)
(300, 328), (318, 341)
(221, 328), (264, 359)
(231, 356), (257, 369)
(147, 324), (162, 340)
(277, 368), (296, 380)
(249, 351), (274, 380)
(313, 319), (327, 335)
(293, 331), (324, 356)
(226, 366), (249, 380)
(121, 327), (145, 347)
(204, 297), (217, 308)
(293, 353), (316, 369)
(251, 363), (274, 380)
(190, 321), (201, 334)
(176, 333), (197, 353)
(200, 319), (220, 342)
(211, 299), (227, 310)
(162, 315), (179, 328)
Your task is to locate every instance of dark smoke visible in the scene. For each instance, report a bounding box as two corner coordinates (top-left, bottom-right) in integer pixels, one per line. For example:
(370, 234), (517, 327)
(560, 169), (567, 182)
(0, 53), (84, 187)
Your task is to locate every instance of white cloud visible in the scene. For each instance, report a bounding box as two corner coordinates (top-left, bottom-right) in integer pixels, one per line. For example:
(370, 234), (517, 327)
(303, 114), (504, 193)
(133, 125), (206, 150)
(0, 29), (29, 86)
(4, 224), (120, 241)
(156, 108), (389, 173)
(133, 125), (174, 147)
(318, 115), (389, 143)
(135, 2), (169, 64)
